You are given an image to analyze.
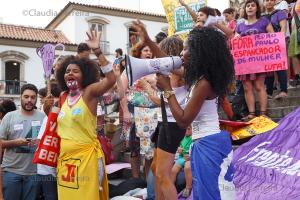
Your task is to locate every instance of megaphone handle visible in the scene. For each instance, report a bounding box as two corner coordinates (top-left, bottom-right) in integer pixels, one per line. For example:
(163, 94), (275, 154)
(160, 94), (171, 145)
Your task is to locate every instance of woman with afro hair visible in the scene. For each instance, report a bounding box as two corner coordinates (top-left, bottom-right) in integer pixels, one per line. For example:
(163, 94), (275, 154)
(55, 30), (115, 200)
(131, 20), (235, 199)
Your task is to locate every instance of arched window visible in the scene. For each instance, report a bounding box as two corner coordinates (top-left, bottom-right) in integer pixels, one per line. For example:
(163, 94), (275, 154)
(0, 51), (28, 95)
(86, 16), (110, 54)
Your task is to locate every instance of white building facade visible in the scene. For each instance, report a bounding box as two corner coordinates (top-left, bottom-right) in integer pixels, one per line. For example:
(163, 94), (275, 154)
(0, 24), (76, 105)
(0, 2), (168, 104)
(46, 2), (168, 61)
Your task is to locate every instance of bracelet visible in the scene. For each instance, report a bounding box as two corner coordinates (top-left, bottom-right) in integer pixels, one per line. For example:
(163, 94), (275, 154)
(100, 62), (113, 74)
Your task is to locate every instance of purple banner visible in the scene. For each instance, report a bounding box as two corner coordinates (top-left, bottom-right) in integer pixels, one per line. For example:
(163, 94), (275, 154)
(233, 106), (300, 199)
(37, 43), (64, 78)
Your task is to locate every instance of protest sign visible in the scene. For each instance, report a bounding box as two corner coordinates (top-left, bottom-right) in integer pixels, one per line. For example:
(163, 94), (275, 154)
(37, 43), (65, 78)
(229, 116), (278, 140)
(161, 0), (206, 36)
(231, 32), (287, 76)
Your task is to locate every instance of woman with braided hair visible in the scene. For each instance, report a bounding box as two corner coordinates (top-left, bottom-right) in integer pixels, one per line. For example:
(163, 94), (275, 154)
(150, 36), (188, 199)
(131, 20), (235, 200)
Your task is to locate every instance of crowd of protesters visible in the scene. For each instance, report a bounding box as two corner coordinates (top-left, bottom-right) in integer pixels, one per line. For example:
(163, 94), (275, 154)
(0, 0), (300, 200)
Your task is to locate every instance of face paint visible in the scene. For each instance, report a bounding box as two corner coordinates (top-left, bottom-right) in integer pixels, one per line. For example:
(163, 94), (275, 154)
(66, 80), (82, 107)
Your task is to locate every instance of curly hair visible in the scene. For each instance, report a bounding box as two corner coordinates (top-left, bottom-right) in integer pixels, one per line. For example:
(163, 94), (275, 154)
(159, 36), (183, 56)
(185, 27), (234, 98)
(131, 43), (148, 58)
(244, 0), (261, 19)
(56, 55), (100, 91)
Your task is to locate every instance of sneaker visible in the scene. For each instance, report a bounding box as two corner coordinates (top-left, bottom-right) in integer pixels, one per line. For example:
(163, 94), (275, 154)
(182, 188), (192, 198)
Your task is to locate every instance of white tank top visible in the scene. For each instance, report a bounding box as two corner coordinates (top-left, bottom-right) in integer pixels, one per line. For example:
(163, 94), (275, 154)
(186, 84), (221, 140)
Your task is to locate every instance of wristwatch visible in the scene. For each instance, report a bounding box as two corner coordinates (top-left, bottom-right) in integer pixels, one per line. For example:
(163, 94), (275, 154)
(163, 90), (175, 99)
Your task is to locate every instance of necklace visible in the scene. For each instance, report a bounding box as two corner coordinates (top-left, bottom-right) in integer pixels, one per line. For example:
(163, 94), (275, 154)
(67, 90), (82, 107)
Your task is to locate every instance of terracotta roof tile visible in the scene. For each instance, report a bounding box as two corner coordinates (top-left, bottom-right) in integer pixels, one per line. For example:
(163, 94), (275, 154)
(0, 23), (73, 45)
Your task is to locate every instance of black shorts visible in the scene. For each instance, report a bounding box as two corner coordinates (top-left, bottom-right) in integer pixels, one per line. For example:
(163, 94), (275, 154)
(152, 122), (186, 154)
(129, 123), (140, 158)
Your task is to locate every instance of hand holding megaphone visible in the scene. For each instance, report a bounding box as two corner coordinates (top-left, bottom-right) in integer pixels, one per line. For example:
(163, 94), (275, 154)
(125, 55), (182, 86)
(156, 73), (172, 92)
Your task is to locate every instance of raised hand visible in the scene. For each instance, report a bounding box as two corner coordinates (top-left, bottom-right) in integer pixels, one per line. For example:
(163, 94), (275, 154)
(86, 29), (101, 49)
(130, 20), (151, 45)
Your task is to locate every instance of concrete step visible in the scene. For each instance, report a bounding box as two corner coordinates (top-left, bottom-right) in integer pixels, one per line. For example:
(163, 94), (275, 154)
(289, 80), (300, 87)
(267, 96), (300, 108)
(273, 87), (300, 97)
(267, 106), (299, 119)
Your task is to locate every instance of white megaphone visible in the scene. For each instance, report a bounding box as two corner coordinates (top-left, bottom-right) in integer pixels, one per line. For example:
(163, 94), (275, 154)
(124, 55), (182, 86)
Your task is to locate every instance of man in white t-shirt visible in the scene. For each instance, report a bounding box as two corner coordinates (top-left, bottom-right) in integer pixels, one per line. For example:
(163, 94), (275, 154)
(36, 116), (57, 200)
(36, 85), (61, 200)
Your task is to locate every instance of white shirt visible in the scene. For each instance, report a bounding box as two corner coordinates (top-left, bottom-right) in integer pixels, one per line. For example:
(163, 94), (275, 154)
(185, 85), (220, 140)
(275, 0), (291, 37)
(37, 116), (56, 177)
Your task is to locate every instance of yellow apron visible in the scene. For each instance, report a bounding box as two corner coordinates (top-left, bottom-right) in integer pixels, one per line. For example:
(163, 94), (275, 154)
(57, 97), (108, 200)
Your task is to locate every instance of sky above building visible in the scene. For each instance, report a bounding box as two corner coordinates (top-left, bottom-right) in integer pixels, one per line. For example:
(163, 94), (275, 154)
(0, 0), (229, 28)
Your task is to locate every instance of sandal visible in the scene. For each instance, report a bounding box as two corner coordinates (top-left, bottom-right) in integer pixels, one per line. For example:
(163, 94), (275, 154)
(260, 111), (268, 117)
(182, 187), (192, 198)
(241, 112), (256, 122)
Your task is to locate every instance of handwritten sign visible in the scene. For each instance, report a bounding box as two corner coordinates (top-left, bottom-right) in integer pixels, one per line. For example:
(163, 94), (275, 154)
(231, 33), (287, 76)
(161, 0), (206, 37)
(37, 43), (65, 78)
(223, 116), (278, 140)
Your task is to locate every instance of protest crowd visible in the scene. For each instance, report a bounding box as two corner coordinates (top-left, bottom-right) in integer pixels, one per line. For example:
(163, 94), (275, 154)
(1, 0), (300, 199)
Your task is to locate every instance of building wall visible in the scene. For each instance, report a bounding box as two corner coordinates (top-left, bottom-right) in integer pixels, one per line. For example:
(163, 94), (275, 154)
(56, 13), (77, 44)
(208, 0), (230, 12)
(0, 45), (75, 90)
(57, 11), (168, 61)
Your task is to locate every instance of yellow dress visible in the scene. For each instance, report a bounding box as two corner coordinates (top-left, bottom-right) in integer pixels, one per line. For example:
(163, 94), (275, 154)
(57, 97), (108, 200)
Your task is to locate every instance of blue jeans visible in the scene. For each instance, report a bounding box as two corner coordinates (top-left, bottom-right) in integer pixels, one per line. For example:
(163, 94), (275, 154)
(265, 70), (288, 95)
(2, 171), (39, 200)
(38, 174), (58, 200)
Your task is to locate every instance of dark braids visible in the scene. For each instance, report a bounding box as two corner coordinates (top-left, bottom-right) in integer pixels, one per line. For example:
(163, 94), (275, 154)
(185, 27), (234, 98)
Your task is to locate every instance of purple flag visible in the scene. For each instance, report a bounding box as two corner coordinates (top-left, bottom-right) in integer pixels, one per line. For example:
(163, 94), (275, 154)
(233, 106), (300, 199)
(37, 43), (64, 78)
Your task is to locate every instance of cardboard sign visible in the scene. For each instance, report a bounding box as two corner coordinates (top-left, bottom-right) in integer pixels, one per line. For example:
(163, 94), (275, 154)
(224, 116), (278, 140)
(231, 32), (287, 76)
(161, 0), (206, 36)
